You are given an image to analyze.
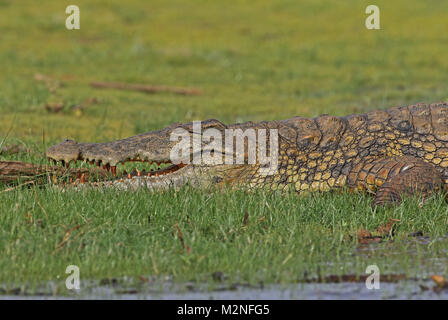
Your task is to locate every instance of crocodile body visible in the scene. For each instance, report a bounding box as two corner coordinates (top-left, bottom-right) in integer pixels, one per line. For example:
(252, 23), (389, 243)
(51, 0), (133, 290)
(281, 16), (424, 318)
(46, 102), (448, 205)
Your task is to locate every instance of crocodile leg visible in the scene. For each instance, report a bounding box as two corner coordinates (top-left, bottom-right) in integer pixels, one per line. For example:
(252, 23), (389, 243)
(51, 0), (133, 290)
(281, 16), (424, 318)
(351, 156), (444, 206)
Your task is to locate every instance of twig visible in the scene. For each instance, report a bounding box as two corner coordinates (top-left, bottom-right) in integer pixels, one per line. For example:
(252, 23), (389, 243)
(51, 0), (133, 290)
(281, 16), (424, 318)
(174, 223), (191, 253)
(243, 210), (249, 227)
(56, 224), (82, 250)
(33, 186), (48, 219)
(53, 221), (92, 254)
(0, 180), (35, 194)
(91, 81), (202, 96)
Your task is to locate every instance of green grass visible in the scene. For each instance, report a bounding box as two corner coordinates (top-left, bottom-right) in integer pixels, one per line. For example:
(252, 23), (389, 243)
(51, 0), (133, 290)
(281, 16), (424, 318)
(1, 0), (448, 294)
(1, 186), (448, 292)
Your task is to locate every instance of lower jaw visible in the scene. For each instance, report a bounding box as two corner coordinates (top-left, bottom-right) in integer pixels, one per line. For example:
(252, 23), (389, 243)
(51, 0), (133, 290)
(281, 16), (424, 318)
(66, 165), (198, 191)
(50, 159), (188, 185)
(109, 163), (188, 180)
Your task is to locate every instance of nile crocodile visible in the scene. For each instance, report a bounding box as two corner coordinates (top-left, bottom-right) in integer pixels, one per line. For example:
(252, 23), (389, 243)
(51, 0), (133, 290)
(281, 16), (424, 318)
(46, 102), (448, 206)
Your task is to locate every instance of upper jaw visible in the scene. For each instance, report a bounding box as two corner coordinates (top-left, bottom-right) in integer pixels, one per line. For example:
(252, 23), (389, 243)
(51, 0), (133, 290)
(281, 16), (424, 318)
(45, 139), (81, 164)
(45, 139), (183, 179)
(46, 139), (173, 166)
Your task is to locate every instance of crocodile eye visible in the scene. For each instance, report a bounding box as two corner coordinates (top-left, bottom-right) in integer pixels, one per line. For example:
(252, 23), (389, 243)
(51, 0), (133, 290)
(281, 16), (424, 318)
(397, 120), (411, 132)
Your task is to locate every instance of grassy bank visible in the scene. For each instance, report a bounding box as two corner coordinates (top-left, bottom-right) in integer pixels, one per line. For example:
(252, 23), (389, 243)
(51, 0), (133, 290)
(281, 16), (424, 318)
(1, 185), (448, 291)
(1, 0), (448, 293)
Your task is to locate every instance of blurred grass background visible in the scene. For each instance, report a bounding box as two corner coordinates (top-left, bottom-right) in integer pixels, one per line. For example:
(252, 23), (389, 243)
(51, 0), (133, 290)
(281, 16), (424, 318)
(1, 0), (448, 147)
(1, 0), (448, 292)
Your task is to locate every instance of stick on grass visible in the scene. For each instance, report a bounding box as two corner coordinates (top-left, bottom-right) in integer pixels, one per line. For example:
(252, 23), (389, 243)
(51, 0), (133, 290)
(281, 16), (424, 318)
(91, 81), (202, 96)
(0, 161), (109, 185)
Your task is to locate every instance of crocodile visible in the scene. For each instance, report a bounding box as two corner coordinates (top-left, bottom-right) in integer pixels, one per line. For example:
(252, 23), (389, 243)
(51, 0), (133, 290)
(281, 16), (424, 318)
(46, 102), (448, 206)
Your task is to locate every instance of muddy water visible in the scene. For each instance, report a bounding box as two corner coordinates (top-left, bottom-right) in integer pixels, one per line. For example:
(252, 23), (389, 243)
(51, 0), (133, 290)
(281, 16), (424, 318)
(2, 236), (448, 300)
(2, 280), (448, 300)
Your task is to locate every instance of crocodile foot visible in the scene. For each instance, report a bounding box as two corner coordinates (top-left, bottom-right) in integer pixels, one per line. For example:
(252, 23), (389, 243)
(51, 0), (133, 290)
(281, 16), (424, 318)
(351, 156), (444, 206)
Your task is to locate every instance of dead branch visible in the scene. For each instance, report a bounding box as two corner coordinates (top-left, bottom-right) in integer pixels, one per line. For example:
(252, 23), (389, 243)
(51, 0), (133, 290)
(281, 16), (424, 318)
(90, 81), (202, 96)
(0, 161), (108, 185)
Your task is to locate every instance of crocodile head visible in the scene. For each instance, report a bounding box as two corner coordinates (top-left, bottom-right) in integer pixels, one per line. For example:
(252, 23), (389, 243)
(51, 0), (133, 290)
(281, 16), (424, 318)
(45, 119), (273, 190)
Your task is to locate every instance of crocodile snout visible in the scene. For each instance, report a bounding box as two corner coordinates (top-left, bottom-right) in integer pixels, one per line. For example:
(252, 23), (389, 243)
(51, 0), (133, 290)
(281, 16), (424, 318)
(46, 139), (81, 163)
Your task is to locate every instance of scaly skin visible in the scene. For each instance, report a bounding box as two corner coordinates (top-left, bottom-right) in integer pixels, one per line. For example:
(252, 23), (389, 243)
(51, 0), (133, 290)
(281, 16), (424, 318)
(46, 102), (448, 205)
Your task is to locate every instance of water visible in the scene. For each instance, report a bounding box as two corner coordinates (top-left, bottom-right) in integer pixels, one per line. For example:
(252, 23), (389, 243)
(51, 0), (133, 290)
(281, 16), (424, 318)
(2, 279), (447, 300)
(2, 235), (447, 300)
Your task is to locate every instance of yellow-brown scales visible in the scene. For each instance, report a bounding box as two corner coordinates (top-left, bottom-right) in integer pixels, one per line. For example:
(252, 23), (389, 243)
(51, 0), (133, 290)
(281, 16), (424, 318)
(247, 102), (448, 197)
(46, 102), (448, 206)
